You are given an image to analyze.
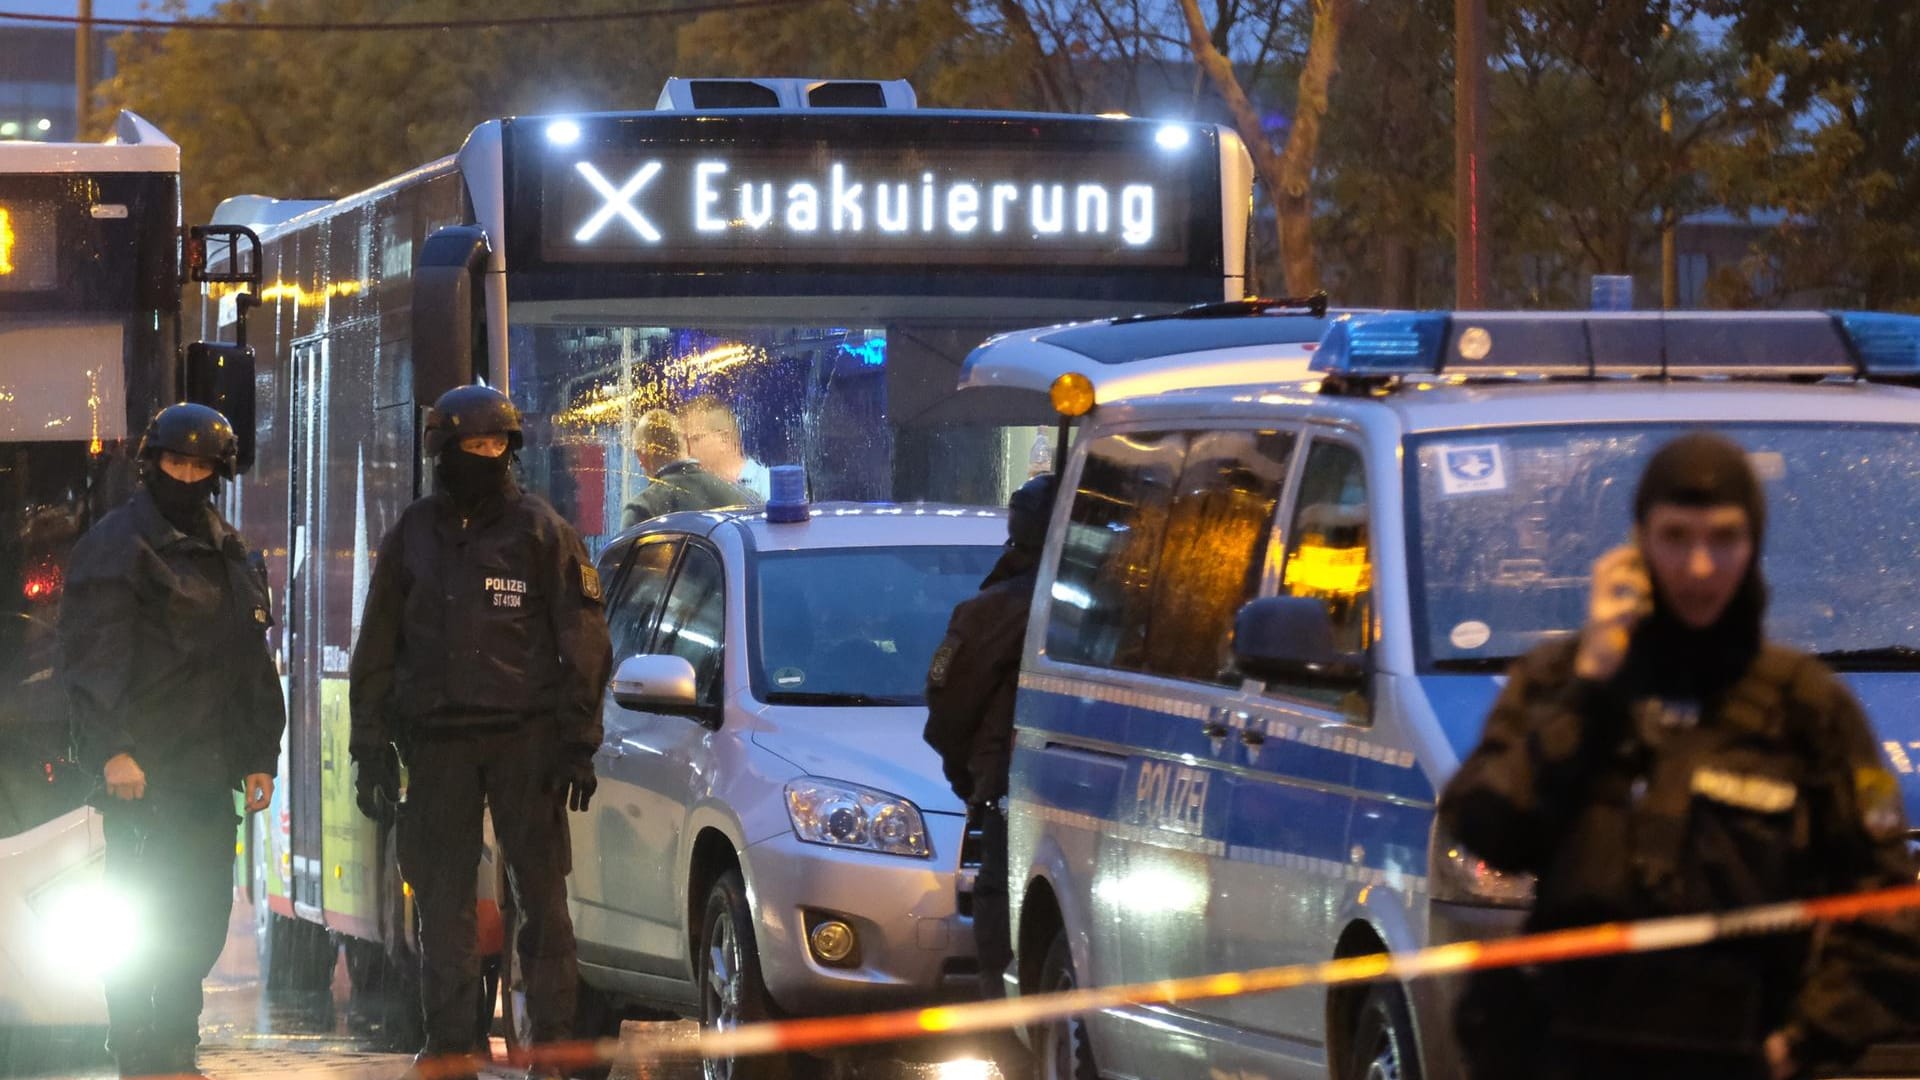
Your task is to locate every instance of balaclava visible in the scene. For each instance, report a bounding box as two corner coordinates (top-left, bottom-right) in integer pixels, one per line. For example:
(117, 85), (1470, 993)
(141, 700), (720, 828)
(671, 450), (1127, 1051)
(435, 445), (512, 510)
(145, 460), (218, 539)
(1620, 431), (1768, 702)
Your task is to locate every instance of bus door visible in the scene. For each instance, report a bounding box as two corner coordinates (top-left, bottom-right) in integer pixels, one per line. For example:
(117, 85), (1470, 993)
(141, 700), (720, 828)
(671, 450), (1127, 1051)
(285, 335), (330, 920)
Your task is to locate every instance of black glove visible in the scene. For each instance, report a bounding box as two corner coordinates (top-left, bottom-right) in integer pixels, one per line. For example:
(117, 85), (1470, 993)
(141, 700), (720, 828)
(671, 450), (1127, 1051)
(354, 745), (400, 824)
(553, 751), (597, 814)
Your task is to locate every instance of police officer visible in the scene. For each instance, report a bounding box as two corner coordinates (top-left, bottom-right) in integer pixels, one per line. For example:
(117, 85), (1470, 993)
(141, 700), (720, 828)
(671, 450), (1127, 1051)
(59, 403), (285, 1078)
(348, 385), (612, 1079)
(1441, 432), (1920, 1080)
(924, 474), (1055, 1001)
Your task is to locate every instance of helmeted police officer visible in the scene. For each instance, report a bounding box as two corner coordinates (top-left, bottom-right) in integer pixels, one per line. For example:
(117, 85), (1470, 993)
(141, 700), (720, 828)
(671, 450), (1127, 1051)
(348, 385), (612, 1078)
(59, 403), (285, 1079)
(1441, 432), (1920, 1080)
(924, 473), (1055, 1001)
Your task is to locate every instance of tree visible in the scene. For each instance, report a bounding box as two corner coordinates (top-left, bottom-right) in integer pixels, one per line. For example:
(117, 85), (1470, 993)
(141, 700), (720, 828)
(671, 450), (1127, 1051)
(100, 0), (683, 223)
(1704, 1), (1920, 309)
(1179, 0), (1351, 295)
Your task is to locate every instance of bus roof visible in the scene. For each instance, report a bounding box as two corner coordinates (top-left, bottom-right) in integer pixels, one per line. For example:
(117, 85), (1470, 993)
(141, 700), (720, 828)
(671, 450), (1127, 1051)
(0, 111), (177, 174)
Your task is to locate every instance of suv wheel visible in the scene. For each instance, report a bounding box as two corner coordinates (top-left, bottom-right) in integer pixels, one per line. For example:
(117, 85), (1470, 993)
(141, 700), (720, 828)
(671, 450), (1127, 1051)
(1035, 928), (1097, 1080)
(1345, 984), (1421, 1080)
(698, 868), (786, 1080)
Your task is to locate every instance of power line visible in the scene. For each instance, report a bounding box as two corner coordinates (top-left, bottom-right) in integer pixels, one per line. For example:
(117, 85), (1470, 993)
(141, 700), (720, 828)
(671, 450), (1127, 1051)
(0, 0), (816, 33)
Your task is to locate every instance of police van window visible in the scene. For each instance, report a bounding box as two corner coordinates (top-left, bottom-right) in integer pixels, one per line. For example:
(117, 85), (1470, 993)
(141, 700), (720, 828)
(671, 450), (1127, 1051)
(606, 538), (680, 662)
(655, 545), (726, 702)
(1047, 428), (1294, 685)
(1274, 440), (1371, 698)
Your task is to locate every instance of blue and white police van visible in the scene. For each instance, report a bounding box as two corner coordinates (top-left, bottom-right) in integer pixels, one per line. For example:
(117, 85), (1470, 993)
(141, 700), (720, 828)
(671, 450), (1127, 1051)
(962, 308), (1920, 1080)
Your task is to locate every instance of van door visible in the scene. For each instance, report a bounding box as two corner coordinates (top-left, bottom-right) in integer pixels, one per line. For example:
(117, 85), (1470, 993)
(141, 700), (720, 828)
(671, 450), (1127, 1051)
(1020, 424), (1296, 1078)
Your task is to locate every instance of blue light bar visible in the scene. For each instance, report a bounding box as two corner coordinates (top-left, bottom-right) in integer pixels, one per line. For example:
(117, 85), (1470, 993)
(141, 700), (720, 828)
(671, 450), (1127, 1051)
(1310, 310), (1920, 381)
(1311, 313), (1449, 376)
(1835, 311), (1920, 379)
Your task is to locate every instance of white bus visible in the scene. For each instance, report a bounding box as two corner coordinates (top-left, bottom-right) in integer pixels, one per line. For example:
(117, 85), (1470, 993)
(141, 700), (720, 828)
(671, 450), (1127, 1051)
(186, 76), (1254, 1035)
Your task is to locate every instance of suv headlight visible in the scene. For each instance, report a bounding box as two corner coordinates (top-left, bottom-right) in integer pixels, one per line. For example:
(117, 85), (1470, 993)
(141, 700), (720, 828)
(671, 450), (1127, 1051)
(785, 778), (931, 859)
(1430, 824), (1535, 908)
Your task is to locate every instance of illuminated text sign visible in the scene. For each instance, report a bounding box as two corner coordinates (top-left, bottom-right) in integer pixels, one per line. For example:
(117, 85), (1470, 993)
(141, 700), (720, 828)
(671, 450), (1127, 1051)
(541, 143), (1194, 268)
(0, 200), (57, 291)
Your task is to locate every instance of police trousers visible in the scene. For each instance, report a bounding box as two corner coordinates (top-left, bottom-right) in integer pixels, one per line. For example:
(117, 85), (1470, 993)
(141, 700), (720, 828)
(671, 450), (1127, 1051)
(101, 791), (239, 1071)
(398, 725), (577, 1054)
(972, 802), (1012, 999)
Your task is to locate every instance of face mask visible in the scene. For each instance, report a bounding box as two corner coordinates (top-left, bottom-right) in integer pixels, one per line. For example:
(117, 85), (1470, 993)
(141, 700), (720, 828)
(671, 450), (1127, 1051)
(147, 468), (218, 535)
(436, 447), (511, 507)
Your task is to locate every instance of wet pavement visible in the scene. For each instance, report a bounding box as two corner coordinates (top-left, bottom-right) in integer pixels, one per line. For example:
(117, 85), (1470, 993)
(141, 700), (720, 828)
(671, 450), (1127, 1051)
(11, 901), (1020, 1080)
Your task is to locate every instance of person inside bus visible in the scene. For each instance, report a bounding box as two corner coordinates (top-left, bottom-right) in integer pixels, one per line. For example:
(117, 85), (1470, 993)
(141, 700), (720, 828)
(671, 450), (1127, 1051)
(682, 394), (770, 500)
(621, 408), (757, 528)
(58, 404), (284, 1080)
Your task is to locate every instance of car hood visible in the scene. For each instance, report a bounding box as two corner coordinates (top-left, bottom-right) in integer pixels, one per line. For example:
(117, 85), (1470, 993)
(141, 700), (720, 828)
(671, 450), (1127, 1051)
(748, 705), (966, 815)
(1421, 671), (1920, 820)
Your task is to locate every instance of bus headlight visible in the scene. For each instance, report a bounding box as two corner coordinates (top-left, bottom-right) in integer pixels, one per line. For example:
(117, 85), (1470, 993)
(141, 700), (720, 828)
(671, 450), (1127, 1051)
(29, 870), (142, 977)
(785, 779), (931, 859)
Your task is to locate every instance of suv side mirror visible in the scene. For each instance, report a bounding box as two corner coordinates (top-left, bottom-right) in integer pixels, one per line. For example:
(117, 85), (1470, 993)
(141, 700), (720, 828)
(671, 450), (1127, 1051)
(610, 654), (702, 713)
(183, 341), (258, 473)
(1232, 595), (1367, 690)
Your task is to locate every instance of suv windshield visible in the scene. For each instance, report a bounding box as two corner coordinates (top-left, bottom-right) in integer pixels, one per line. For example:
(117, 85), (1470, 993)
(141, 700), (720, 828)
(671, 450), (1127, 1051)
(753, 544), (1004, 705)
(1409, 423), (1920, 669)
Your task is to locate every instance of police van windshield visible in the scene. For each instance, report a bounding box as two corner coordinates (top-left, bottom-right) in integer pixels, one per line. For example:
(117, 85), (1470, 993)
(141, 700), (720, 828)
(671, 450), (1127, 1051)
(1409, 423), (1920, 670)
(752, 544), (1003, 705)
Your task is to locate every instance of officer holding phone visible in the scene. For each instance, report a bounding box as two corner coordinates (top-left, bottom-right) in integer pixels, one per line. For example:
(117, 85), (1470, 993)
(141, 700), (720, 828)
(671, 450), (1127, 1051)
(1441, 432), (1920, 1080)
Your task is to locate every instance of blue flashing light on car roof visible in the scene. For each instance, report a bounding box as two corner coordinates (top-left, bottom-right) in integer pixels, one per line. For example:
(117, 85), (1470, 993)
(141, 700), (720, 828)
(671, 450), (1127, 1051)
(1835, 311), (1920, 378)
(765, 464), (810, 524)
(1311, 312), (1449, 376)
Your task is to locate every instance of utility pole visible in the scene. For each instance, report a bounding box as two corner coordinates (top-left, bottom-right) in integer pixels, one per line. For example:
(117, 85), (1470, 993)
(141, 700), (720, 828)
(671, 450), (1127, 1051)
(1660, 11), (1678, 308)
(74, 0), (93, 141)
(1454, 0), (1492, 308)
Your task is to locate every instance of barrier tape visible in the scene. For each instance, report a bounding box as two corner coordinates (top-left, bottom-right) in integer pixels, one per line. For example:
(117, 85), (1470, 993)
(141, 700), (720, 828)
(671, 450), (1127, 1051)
(397, 882), (1920, 1077)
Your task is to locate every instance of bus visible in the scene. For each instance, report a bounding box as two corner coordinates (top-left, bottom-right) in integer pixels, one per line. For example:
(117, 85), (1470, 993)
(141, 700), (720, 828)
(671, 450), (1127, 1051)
(186, 76), (1254, 1024)
(0, 112), (181, 1046)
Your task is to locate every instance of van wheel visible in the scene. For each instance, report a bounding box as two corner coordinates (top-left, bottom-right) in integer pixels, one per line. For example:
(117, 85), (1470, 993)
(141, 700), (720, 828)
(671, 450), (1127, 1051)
(1035, 929), (1097, 1080)
(1345, 984), (1421, 1080)
(698, 868), (786, 1080)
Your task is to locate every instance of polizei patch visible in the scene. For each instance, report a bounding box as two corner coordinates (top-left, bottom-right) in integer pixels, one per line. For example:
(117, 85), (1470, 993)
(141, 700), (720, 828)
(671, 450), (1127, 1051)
(485, 576), (529, 608)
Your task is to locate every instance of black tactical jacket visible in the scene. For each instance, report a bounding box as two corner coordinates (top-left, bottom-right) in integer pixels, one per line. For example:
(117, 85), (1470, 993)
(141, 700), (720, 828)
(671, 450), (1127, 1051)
(621, 459), (759, 528)
(1441, 637), (1920, 1065)
(348, 484), (612, 760)
(58, 488), (284, 797)
(923, 546), (1039, 805)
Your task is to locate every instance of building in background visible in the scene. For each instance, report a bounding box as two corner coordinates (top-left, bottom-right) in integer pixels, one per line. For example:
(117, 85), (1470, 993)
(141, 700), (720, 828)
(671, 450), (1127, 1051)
(0, 25), (117, 142)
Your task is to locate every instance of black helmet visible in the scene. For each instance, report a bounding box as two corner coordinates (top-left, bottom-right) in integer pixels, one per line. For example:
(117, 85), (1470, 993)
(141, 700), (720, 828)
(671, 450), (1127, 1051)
(424, 384), (522, 457)
(139, 403), (238, 479)
(1007, 472), (1058, 550)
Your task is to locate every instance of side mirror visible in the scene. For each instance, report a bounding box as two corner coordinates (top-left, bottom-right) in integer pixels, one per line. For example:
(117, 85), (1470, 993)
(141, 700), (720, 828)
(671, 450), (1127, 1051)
(411, 225), (490, 406)
(184, 340), (258, 473)
(610, 654), (703, 715)
(1232, 595), (1367, 690)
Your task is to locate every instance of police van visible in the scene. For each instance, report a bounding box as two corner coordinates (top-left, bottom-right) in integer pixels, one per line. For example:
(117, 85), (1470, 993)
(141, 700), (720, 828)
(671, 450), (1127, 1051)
(961, 309), (1920, 1080)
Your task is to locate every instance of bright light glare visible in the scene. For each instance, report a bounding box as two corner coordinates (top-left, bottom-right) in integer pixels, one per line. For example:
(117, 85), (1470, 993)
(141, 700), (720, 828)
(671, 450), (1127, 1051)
(930, 1060), (998, 1079)
(33, 878), (141, 977)
(1155, 124), (1191, 151)
(36, 118), (52, 132)
(546, 119), (582, 146)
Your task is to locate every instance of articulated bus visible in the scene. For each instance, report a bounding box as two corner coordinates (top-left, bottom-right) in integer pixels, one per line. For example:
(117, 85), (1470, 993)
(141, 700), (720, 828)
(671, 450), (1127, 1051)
(187, 76), (1253, 1018)
(0, 113), (182, 1044)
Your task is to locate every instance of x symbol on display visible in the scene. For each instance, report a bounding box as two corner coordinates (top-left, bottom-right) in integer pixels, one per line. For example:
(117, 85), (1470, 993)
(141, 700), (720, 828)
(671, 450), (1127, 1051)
(574, 161), (663, 243)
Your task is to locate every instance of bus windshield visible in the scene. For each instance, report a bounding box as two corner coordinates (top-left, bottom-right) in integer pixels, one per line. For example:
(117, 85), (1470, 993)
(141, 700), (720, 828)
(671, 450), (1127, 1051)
(1409, 422), (1920, 669)
(510, 320), (1057, 547)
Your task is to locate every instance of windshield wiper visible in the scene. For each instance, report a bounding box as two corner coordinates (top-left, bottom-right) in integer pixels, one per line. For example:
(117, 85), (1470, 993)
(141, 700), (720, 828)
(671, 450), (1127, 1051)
(1430, 657), (1516, 674)
(762, 691), (922, 707)
(1817, 646), (1920, 671)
